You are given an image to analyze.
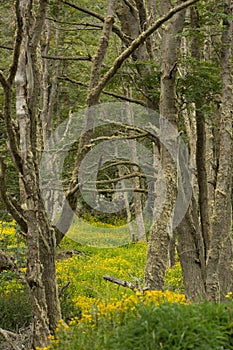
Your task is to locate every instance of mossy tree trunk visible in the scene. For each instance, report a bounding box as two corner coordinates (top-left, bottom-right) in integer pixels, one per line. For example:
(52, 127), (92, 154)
(144, 0), (186, 290)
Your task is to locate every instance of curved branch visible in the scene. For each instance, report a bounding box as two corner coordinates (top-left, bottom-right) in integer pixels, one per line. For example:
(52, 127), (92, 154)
(90, 0), (200, 101)
(0, 2), (24, 176)
(86, 171), (147, 186)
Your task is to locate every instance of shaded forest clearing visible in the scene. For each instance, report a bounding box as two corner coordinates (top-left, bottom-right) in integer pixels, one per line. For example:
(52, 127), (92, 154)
(1, 220), (233, 349)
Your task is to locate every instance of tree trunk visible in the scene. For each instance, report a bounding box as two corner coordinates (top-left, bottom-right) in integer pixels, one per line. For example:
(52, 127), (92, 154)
(144, 0), (185, 290)
(14, 0), (61, 346)
(177, 199), (206, 300)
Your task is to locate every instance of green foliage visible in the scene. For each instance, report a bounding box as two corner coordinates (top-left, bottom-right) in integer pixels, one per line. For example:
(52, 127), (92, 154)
(50, 302), (233, 350)
(0, 272), (31, 331)
(0, 222), (29, 331)
(178, 58), (221, 109)
(108, 302), (233, 350)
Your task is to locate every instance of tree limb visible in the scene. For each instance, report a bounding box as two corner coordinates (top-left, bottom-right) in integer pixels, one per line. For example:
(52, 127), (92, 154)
(87, 0), (118, 105)
(0, 1), (24, 176)
(60, 0), (131, 44)
(78, 187), (148, 194)
(85, 172), (147, 186)
(32, 0), (49, 49)
(0, 155), (27, 233)
(59, 75), (147, 106)
(90, 0), (200, 101)
(7, 0), (23, 86)
(42, 54), (92, 61)
(0, 71), (7, 88)
(91, 131), (148, 142)
(0, 46), (92, 61)
(46, 17), (104, 28)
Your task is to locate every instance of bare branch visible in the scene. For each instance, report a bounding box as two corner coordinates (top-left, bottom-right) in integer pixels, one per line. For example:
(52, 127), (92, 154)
(0, 45), (13, 50)
(123, 0), (138, 15)
(0, 45), (92, 61)
(60, 0), (131, 44)
(0, 85), (23, 175)
(46, 17), (104, 28)
(7, 0), (23, 85)
(0, 2), (24, 176)
(60, 75), (147, 106)
(58, 281), (71, 297)
(79, 187), (148, 194)
(42, 54), (92, 61)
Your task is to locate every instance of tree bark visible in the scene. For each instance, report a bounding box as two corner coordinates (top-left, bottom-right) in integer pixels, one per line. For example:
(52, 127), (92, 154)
(206, 0), (233, 301)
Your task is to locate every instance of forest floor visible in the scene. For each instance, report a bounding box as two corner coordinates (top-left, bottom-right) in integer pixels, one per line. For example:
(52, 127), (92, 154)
(1, 220), (233, 349)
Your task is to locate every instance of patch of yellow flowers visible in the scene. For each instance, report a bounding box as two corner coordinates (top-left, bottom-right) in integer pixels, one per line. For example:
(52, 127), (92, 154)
(0, 220), (17, 246)
(70, 289), (186, 326)
(35, 289), (186, 350)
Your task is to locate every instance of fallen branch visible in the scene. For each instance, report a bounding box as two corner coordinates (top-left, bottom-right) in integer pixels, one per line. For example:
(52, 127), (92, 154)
(0, 328), (21, 350)
(103, 275), (140, 291)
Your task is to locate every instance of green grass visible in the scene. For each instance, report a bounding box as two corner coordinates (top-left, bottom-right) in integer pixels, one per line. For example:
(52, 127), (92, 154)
(66, 216), (133, 247)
